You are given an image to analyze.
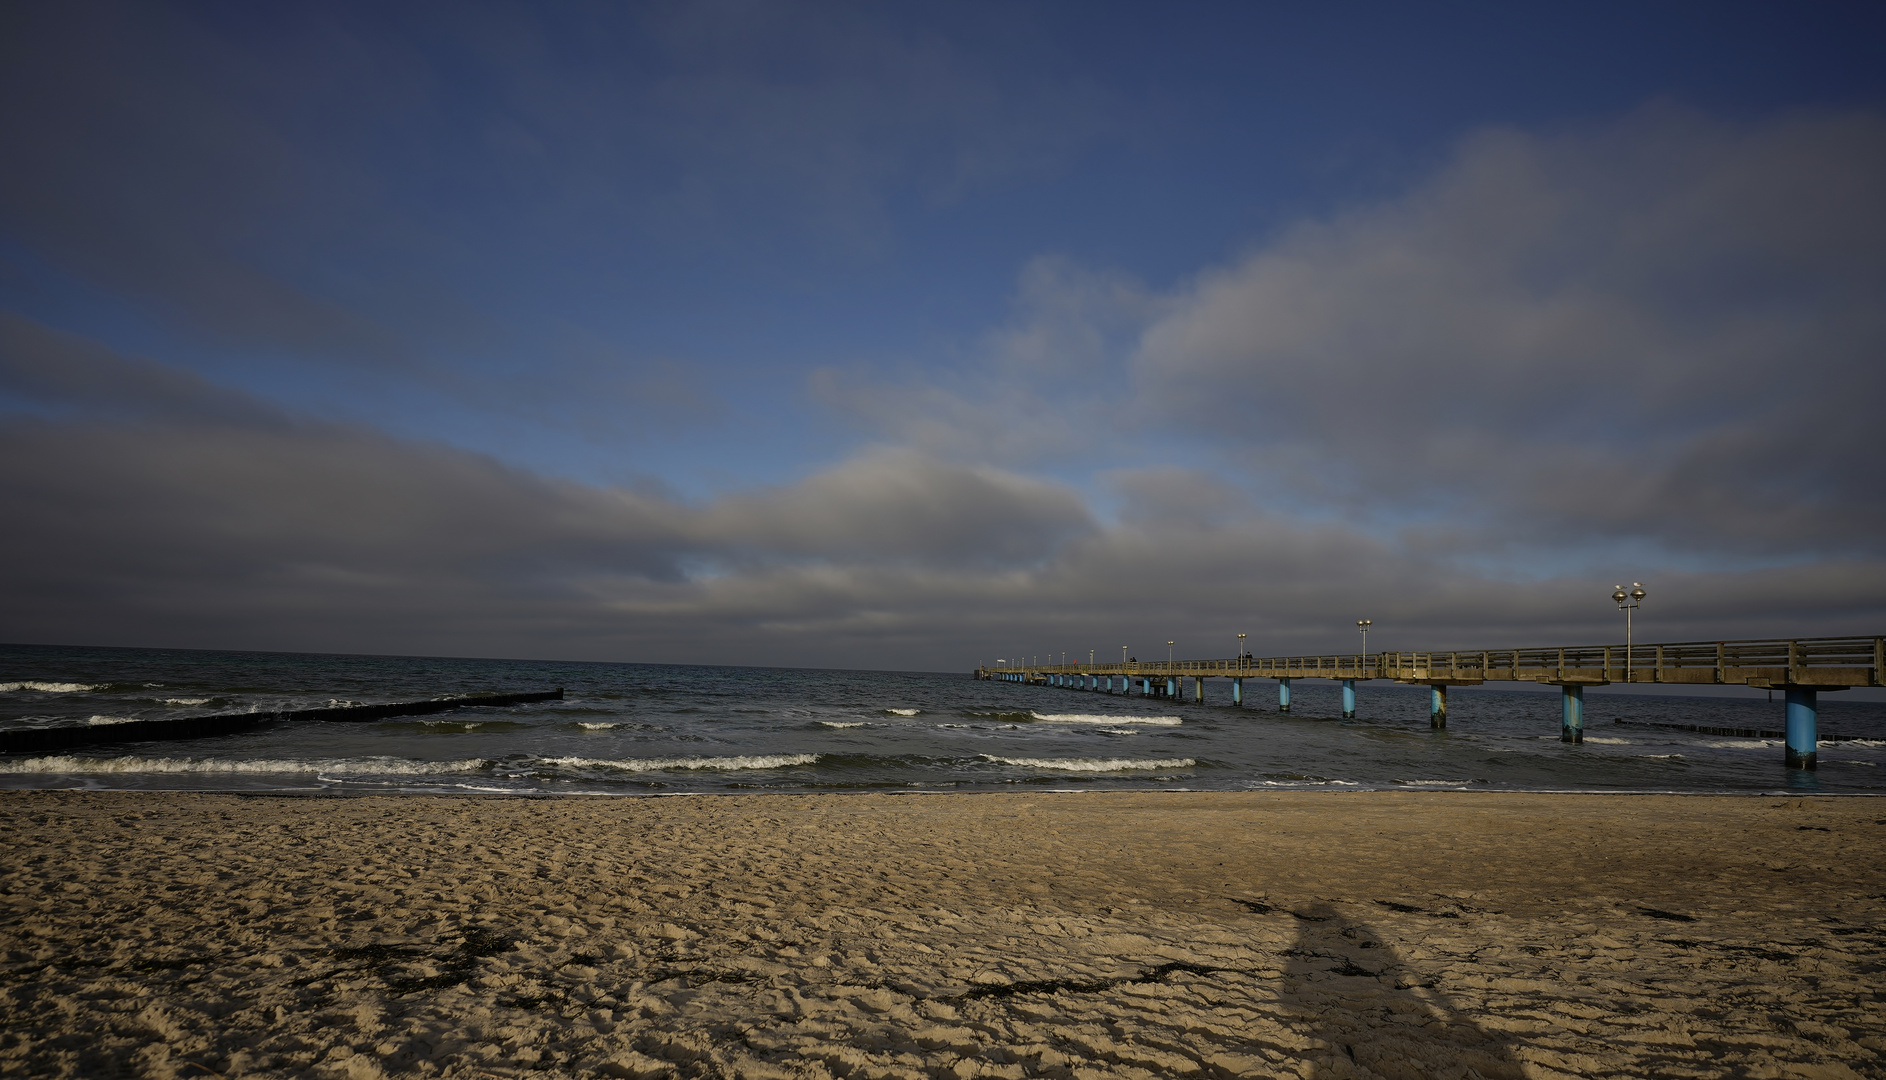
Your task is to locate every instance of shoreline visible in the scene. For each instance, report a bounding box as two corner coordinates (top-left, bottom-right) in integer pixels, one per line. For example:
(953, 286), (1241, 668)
(4, 789), (1882, 1078)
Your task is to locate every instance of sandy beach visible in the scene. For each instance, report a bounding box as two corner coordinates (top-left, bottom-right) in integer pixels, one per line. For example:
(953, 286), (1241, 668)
(2, 791), (1882, 1079)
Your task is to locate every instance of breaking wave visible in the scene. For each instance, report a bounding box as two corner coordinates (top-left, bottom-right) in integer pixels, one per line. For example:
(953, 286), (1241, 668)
(982, 755), (1195, 772)
(537, 754), (820, 772)
(884, 708), (920, 716)
(1029, 713), (1182, 727)
(0, 681), (104, 693)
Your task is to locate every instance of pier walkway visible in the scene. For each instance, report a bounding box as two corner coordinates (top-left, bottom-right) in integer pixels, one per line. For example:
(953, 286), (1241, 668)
(976, 636), (1883, 770)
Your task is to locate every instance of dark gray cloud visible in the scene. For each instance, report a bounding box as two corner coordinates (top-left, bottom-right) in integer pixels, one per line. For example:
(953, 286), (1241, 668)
(4, 314), (1881, 669)
(1134, 106), (1886, 558)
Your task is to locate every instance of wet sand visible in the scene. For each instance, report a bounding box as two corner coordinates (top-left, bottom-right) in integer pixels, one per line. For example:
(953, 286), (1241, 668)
(1, 790), (1882, 1079)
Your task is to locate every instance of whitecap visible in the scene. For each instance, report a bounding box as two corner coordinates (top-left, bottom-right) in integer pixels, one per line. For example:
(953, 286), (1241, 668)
(1580, 737), (1631, 745)
(577, 722), (624, 730)
(1097, 728), (1142, 736)
(884, 708), (921, 717)
(1703, 740), (1773, 749)
(0, 756), (491, 775)
(981, 755), (1195, 772)
(162, 698), (212, 706)
(85, 715), (143, 726)
(1029, 713), (1182, 726)
(1647, 754), (1684, 759)
(820, 721), (868, 728)
(1841, 738), (1886, 748)
(537, 754), (820, 772)
(1393, 779), (1479, 787)
(0, 681), (104, 693)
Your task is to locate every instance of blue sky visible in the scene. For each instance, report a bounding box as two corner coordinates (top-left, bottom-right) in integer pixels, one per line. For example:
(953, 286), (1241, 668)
(3, 1), (1884, 667)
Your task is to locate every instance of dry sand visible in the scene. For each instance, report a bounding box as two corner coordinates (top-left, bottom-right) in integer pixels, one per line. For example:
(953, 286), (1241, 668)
(2, 790), (1882, 1080)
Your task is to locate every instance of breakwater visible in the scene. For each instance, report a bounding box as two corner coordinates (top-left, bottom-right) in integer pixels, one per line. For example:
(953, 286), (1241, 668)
(0, 689), (563, 754)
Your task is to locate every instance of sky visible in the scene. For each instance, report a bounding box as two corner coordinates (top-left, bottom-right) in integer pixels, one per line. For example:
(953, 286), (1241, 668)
(3, 0), (1884, 671)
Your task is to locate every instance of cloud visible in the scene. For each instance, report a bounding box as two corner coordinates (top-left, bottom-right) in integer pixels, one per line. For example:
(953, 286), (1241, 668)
(1134, 105), (1886, 558)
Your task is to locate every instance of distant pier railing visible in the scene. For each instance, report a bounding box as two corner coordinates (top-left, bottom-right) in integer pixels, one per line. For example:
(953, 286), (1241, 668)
(976, 635), (1882, 772)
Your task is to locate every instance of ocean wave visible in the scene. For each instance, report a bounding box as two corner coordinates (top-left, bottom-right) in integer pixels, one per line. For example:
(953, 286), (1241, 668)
(1097, 728), (1143, 736)
(0, 681), (104, 693)
(162, 698), (212, 706)
(577, 721), (625, 730)
(536, 754), (820, 772)
(85, 715), (143, 726)
(820, 721), (868, 728)
(1393, 779), (1481, 786)
(884, 708), (920, 716)
(981, 755), (1195, 772)
(0, 756), (491, 775)
(1580, 737), (1630, 745)
(1841, 739), (1886, 748)
(1703, 740), (1773, 749)
(1029, 713), (1182, 727)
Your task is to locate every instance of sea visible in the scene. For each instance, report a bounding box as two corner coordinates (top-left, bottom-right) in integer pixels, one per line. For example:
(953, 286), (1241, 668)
(3, 643), (1884, 797)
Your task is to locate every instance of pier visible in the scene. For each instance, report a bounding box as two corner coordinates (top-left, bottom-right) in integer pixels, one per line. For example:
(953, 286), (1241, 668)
(977, 636), (1884, 770)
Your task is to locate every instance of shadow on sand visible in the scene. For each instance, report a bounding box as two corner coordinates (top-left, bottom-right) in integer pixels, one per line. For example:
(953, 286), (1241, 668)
(1279, 903), (1524, 1079)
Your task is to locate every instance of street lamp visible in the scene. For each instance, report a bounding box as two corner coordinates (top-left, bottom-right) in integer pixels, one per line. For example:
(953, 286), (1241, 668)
(1613, 583), (1646, 682)
(1237, 632), (1247, 672)
(1357, 619), (1372, 653)
(1167, 640), (1175, 670)
(1121, 645), (1128, 665)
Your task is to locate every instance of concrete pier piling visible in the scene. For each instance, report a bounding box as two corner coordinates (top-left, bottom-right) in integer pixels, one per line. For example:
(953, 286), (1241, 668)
(1785, 688), (1818, 770)
(1561, 684), (1584, 744)
(1341, 679), (1356, 719)
(1430, 684), (1447, 729)
(1278, 678), (1291, 714)
(1232, 678), (1242, 706)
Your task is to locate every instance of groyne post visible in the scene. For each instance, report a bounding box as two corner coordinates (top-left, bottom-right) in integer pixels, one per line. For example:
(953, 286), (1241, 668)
(1561, 684), (1584, 744)
(1786, 688), (1818, 770)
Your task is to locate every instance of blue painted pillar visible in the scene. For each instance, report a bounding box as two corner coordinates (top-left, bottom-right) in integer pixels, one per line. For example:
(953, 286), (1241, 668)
(1786, 688), (1818, 770)
(1232, 677), (1243, 706)
(1430, 684), (1447, 729)
(1278, 678), (1291, 713)
(1140, 677), (1150, 696)
(1561, 685), (1583, 744)
(1341, 679), (1356, 719)
(1166, 676), (1177, 698)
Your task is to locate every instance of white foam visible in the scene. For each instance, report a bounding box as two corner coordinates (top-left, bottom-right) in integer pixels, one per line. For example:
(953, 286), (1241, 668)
(577, 722), (625, 730)
(162, 698), (211, 706)
(820, 721), (868, 728)
(1647, 754), (1684, 759)
(1841, 739), (1886, 748)
(982, 755), (1195, 772)
(1703, 740), (1773, 749)
(1258, 779), (1360, 786)
(1394, 779), (1478, 787)
(0, 681), (104, 693)
(1580, 737), (1631, 745)
(1097, 728), (1143, 736)
(885, 708), (921, 716)
(85, 715), (142, 726)
(0, 756), (490, 775)
(538, 754), (820, 772)
(1029, 713), (1182, 726)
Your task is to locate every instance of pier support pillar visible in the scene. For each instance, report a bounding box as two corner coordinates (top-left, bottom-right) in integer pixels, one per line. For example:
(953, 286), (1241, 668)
(1278, 678), (1291, 714)
(1786, 688), (1818, 770)
(1194, 677), (1204, 703)
(1561, 685), (1584, 744)
(1232, 678), (1243, 706)
(1430, 684), (1447, 729)
(1141, 678), (1151, 696)
(1166, 676), (1177, 698)
(1342, 680), (1356, 720)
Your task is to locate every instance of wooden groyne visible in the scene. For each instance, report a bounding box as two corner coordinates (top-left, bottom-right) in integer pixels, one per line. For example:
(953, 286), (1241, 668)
(0, 689), (564, 755)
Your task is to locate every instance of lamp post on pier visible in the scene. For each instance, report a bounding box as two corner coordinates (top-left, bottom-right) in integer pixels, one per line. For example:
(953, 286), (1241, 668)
(1237, 632), (1246, 672)
(1613, 583), (1646, 682)
(1357, 619), (1372, 655)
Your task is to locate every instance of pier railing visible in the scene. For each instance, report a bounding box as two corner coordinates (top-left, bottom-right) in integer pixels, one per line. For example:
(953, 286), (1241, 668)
(987, 635), (1883, 689)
